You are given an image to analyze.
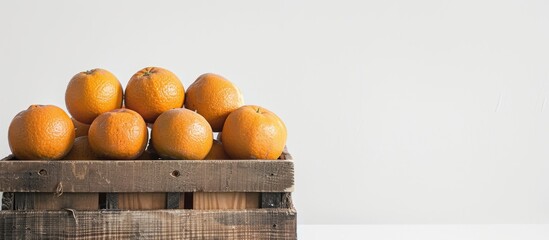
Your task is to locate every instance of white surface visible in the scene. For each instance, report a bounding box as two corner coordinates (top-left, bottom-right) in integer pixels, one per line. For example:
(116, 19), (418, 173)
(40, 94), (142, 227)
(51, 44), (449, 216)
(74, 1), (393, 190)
(299, 225), (549, 240)
(1, 0), (549, 224)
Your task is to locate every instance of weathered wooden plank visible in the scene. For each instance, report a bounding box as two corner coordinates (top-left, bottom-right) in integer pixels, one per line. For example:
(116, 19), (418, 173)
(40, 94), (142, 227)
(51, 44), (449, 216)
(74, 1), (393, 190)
(281, 193), (293, 209)
(0, 160), (294, 193)
(191, 147), (292, 210)
(0, 208), (297, 239)
(14, 193), (98, 210)
(259, 144), (290, 209)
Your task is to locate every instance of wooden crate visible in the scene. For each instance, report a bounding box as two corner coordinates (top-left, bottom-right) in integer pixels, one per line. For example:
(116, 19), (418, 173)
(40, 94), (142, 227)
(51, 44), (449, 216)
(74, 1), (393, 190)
(0, 151), (296, 239)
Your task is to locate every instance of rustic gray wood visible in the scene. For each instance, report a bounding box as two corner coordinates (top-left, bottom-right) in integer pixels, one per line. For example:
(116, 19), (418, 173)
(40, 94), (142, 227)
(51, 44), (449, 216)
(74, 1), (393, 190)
(0, 208), (297, 239)
(0, 158), (294, 193)
(258, 148), (292, 209)
(281, 193), (293, 209)
(0, 148), (298, 238)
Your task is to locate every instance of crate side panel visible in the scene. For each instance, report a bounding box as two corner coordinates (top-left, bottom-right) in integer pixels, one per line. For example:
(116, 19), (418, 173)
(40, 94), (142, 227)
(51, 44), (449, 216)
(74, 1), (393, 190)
(0, 209), (297, 239)
(0, 160), (294, 193)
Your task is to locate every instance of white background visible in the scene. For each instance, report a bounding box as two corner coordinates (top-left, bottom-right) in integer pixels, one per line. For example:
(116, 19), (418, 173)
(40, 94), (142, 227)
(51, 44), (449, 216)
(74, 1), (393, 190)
(1, 0), (549, 225)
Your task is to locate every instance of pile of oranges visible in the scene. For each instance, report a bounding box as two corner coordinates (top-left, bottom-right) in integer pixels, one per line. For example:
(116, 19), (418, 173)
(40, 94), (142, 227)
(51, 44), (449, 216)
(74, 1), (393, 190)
(8, 67), (287, 161)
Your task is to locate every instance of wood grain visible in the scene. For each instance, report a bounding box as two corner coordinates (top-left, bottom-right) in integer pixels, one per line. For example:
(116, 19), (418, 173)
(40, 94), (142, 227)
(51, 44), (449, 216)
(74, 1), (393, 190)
(0, 208), (297, 239)
(259, 147), (292, 209)
(0, 159), (294, 193)
(14, 193), (98, 210)
(191, 147), (292, 210)
(118, 193), (166, 210)
(193, 192), (259, 210)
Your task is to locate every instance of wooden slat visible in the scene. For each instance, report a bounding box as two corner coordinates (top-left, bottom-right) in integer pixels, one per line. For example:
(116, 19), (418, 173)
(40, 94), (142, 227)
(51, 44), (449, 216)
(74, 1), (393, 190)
(192, 147), (293, 210)
(14, 193), (98, 210)
(0, 209), (297, 239)
(118, 193), (166, 210)
(0, 160), (294, 193)
(247, 193), (260, 208)
(259, 148), (292, 209)
(193, 192), (259, 210)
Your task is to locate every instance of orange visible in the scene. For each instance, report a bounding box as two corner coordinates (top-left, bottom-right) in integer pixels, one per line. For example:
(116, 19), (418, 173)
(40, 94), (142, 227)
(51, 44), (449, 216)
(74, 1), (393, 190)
(88, 108), (148, 160)
(125, 67), (185, 123)
(63, 136), (98, 160)
(222, 105), (287, 160)
(152, 108), (213, 160)
(185, 73), (244, 132)
(8, 105), (75, 160)
(72, 118), (90, 137)
(204, 140), (230, 160)
(65, 68), (123, 124)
